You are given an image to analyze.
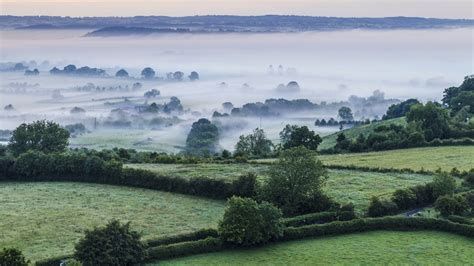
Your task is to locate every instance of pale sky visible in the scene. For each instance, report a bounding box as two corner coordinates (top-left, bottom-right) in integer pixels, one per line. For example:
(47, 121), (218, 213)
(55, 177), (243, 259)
(1, 0), (473, 18)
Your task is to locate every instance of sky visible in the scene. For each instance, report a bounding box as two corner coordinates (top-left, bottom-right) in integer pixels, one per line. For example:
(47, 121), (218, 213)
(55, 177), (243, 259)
(1, 0), (473, 18)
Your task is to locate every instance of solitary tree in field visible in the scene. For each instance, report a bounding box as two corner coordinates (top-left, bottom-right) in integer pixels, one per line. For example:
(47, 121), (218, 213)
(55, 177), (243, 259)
(261, 146), (328, 215)
(8, 120), (70, 156)
(235, 128), (273, 157)
(185, 118), (219, 156)
(115, 69), (129, 78)
(338, 106), (354, 122)
(189, 71), (200, 81)
(141, 67), (156, 79)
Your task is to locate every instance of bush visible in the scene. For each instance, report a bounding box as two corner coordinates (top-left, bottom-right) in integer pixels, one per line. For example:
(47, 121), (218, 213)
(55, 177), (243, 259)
(146, 229), (218, 247)
(74, 220), (147, 266)
(367, 197), (398, 217)
(231, 173), (257, 198)
(0, 248), (29, 266)
(147, 237), (223, 261)
(447, 215), (473, 225)
(435, 195), (469, 217)
(432, 173), (457, 198)
(392, 188), (417, 210)
(281, 217), (474, 241)
(218, 197), (283, 246)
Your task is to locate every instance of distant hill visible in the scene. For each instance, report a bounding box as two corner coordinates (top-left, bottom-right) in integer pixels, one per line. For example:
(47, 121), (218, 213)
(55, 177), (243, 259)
(1, 15), (473, 32)
(319, 117), (407, 150)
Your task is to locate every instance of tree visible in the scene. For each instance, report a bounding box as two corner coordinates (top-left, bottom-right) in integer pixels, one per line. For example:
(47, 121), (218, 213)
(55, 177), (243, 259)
(435, 195), (469, 216)
(74, 220), (146, 266)
(406, 102), (450, 141)
(185, 118), (219, 156)
(141, 67), (155, 79)
(383, 98), (420, 120)
(144, 89), (160, 98)
(338, 106), (354, 121)
(335, 132), (350, 151)
(115, 69), (129, 78)
(279, 124), (322, 150)
(8, 120), (70, 156)
(260, 146), (328, 215)
(63, 64), (77, 74)
(235, 128), (273, 157)
(0, 248), (29, 266)
(432, 173), (457, 198)
(442, 75), (474, 113)
(218, 197), (283, 246)
(173, 71), (184, 81)
(189, 71), (200, 81)
(367, 197), (398, 217)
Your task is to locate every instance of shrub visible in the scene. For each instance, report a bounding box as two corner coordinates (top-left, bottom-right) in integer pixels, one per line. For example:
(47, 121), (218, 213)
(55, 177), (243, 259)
(435, 195), (469, 217)
(218, 197), (283, 246)
(146, 229), (218, 247)
(231, 173), (258, 198)
(392, 188), (417, 210)
(147, 237), (223, 261)
(74, 220), (147, 266)
(367, 197), (398, 217)
(0, 248), (29, 266)
(447, 215), (473, 225)
(432, 173), (457, 198)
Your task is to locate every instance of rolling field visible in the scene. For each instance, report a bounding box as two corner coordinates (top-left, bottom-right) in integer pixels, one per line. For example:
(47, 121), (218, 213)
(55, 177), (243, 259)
(153, 231), (474, 265)
(0, 182), (225, 262)
(127, 164), (432, 211)
(319, 146), (474, 172)
(319, 117), (406, 150)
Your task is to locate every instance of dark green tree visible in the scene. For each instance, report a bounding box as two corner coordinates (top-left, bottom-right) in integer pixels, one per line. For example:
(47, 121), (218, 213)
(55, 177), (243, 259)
(218, 197), (283, 246)
(338, 106), (354, 121)
(74, 220), (146, 266)
(8, 120), (70, 156)
(0, 248), (29, 266)
(383, 98), (420, 120)
(141, 67), (156, 79)
(279, 124), (322, 150)
(260, 146), (328, 215)
(406, 102), (450, 141)
(235, 128), (273, 157)
(185, 118), (219, 156)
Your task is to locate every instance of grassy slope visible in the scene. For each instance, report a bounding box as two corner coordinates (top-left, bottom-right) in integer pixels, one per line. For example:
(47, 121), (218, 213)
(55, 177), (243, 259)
(0, 182), (225, 262)
(319, 146), (474, 171)
(319, 117), (407, 150)
(126, 164), (432, 212)
(154, 231), (474, 265)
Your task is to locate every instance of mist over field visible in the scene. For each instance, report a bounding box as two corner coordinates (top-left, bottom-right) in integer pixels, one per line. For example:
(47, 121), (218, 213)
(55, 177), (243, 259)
(1, 27), (472, 152)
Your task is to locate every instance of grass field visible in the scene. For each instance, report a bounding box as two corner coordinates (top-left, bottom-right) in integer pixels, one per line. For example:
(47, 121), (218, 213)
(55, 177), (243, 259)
(319, 117), (406, 150)
(153, 231), (474, 265)
(0, 182), (225, 262)
(127, 164), (432, 211)
(319, 146), (474, 172)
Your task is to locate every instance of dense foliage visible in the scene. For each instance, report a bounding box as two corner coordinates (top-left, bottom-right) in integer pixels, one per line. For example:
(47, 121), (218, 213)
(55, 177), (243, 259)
(260, 146), (330, 215)
(185, 118), (219, 157)
(0, 248), (29, 266)
(218, 197), (283, 246)
(382, 98), (420, 120)
(8, 120), (70, 156)
(74, 220), (147, 266)
(279, 124), (322, 150)
(235, 128), (273, 157)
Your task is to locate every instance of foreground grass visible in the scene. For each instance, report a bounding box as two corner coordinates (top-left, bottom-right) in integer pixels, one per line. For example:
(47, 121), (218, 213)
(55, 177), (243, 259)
(0, 182), (225, 262)
(319, 146), (474, 172)
(153, 231), (474, 265)
(127, 164), (432, 212)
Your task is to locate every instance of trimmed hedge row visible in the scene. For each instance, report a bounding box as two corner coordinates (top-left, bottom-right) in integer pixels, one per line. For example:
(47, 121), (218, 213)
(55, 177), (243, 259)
(282, 211), (355, 227)
(281, 217), (474, 241)
(0, 151), (257, 200)
(145, 228), (218, 247)
(325, 164), (437, 175)
(146, 237), (224, 261)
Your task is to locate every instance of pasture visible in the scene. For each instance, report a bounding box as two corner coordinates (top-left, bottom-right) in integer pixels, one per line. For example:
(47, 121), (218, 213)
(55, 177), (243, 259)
(0, 182), (225, 262)
(153, 231), (474, 265)
(319, 146), (474, 172)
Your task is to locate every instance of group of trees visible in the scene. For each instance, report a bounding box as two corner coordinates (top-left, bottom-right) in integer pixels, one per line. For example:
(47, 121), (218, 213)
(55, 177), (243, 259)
(140, 67), (200, 81)
(50, 64), (107, 76)
(234, 125), (323, 158)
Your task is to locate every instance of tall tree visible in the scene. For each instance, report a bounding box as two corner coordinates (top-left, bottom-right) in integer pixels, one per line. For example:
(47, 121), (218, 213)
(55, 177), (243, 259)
(279, 124), (322, 150)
